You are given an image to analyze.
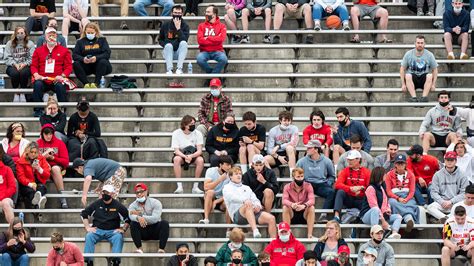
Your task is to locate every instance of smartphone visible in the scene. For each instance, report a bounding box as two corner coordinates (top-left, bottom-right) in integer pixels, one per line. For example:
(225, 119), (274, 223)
(33, 159), (39, 165)
(86, 55), (92, 59)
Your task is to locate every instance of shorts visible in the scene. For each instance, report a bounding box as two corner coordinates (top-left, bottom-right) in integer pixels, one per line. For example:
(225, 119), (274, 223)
(431, 132), (448, 148)
(233, 210), (263, 225)
(69, 22), (80, 33)
(454, 249), (469, 258)
(412, 73), (427, 90)
(248, 8), (271, 21)
(291, 210), (307, 224)
(357, 4), (381, 20)
(274, 151), (289, 167)
(283, 4), (309, 19)
(235, 9), (243, 18)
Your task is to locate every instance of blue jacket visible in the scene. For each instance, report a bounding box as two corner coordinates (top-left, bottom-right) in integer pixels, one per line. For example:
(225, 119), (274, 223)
(443, 9), (470, 33)
(333, 119), (372, 152)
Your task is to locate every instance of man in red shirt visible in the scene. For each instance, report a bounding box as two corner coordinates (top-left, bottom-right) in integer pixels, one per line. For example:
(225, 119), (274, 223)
(30, 27), (72, 117)
(302, 110), (333, 158)
(264, 222), (306, 266)
(350, 0), (390, 43)
(406, 144), (440, 206)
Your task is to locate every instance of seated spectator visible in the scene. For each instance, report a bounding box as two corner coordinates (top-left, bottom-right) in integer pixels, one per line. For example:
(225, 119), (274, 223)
(16, 141), (50, 209)
(297, 250), (318, 266)
(386, 154), (418, 232)
(40, 97), (68, 143)
(313, 221), (348, 264)
(73, 22), (112, 88)
(282, 168), (315, 238)
(0, 217), (35, 265)
(257, 252), (270, 266)
(62, 0), (90, 44)
(326, 246), (351, 266)
(25, 0), (55, 34)
(374, 139), (401, 172)
(0, 157), (15, 224)
(264, 111), (299, 175)
(91, 0), (130, 30)
(451, 185), (474, 218)
(419, 90), (461, 154)
(442, 206), (474, 265)
(73, 157), (127, 207)
(158, 5), (189, 75)
(332, 107), (372, 164)
(272, 0), (313, 44)
(30, 27), (72, 117)
(81, 185), (130, 266)
(36, 18), (67, 47)
(206, 113), (240, 167)
(167, 243), (198, 266)
(350, 0), (390, 43)
(4, 26), (35, 102)
(453, 97), (474, 147)
(197, 6), (228, 75)
(2, 122), (30, 163)
(407, 144), (440, 205)
(46, 232), (84, 265)
(134, 0), (174, 17)
(172, 115), (204, 194)
(223, 167), (276, 238)
(241, 0), (272, 43)
(197, 78), (233, 137)
(37, 124), (69, 208)
(215, 227), (258, 265)
(400, 35), (438, 102)
(129, 183), (169, 254)
(443, 0), (470, 60)
(302, 110), (333, 157)
(242, 154), (278, 212)
(296, 140), (335, 224)
(359, 167), (403, 239)
(357, 225), (395, 266)
(447, 140), (474, 183)
(360, 247), (378, 266)
(238, 111), (266, 173)
(204, 256), (217, 266)
(428, 151), (469, 223)
(312, 0), (350, 31)
(224, 0), (246, 43)
(264, 222), (306, 264)
(334, 150), (371, 223)
(336, 135), (374, 173)
(200, 155), (232, 225)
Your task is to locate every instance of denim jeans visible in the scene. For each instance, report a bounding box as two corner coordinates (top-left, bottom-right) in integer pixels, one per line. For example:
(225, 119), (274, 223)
(84, 228), (124, 263)
(162, 41), (188, 72)
(310, 182), (336, 209)
(196, 51), (228, 74)
(32, 80), (67, 112)
(133, 0), (174, 16)
(2, 253), (30, 266)
(414, 183), (432, 205)
(312, 4), (349, 21)
(334, 189), (365, 213)
(361, 207), (402, 232)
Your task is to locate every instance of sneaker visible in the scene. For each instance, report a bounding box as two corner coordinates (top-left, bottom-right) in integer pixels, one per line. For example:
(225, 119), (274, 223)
(158, 249), (165, 253)
(120, 21), (129, 30)
(341, 213), (357, 224)
(32, 191), (42, 205)
(166, 70), (173, 75)
(272, 35), (280, 44)
(84, 83), (91, 89)
(240, 35), (250, 44)
(231, 35), (241, 44)
(417, 8), (424, 16)
(408, 97), (418, 102)
(174, 187), (183, 194)
(419, 96), (429, 102)
(13, 94), (20, 102)
(460, 53), (469, 60)
(175, 68), (183, 75)
(388, 232), (401, 239)
(426, 11), (434, 16)
(38, 196), (47, 209)
(192, 187), (204, 194)
(263, 35), (271, 43)
(447, 52), (455, 60)
(342, 22), (350, 31)
(349, 228), (357, 238)
(333, 216), (341, 223)
(405, 219), (414, 233)
(19, 94), (26, 102)
(42, 93), (50, 102)
(61, 199), (69, 209)
(314, 21), (321, 31)
(253, 229), (262, 238)
(135, 249), (144, 254)
(305, 35), (314, 44)
(317, 213), (328, 224)
(226, 230), (231, 238)
(199, 218), (209, 224)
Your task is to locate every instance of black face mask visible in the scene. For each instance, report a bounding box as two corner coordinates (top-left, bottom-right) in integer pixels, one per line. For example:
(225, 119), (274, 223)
(439, 101), (450, 107)
(172, 15), (182, 20)
(225, 123), (236, 130)
(177, 254), (187, 261)
(54, 247), (62, 252)
(294, 179), (304, 187)
(373, 238), (383, 244)
(78, 104), (89, 112)
(206, 15), (214, 21)
(102, 194), (112, 202)
(13, 229), (21, 235)
(261, 263), (270, 266)
(232, 258), (242, 264)
(338, 117), (348, 127)
(188, 125), (196, 132)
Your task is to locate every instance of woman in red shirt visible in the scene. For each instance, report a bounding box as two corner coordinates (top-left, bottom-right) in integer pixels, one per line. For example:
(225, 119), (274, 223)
(302, 111), (333, 157)
(1, 122), (30, 163)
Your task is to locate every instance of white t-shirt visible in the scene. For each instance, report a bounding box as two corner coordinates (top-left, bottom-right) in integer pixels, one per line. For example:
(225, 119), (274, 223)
(171, 129), (203, 150)
(450, 201), (474, 219)
(443, 216), (474, 247)
(63, 0), (88, 20)
(447, 143), (474, 183)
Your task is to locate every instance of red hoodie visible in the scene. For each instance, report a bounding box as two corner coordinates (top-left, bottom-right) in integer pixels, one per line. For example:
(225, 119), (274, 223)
(264, 233), (306, 266)
(16, 154), (51, 186)
(302, 124), (333, 146)
(406, 154), (440, 185)
(197, 17), (226, 52)
(30, 44), (72, 84)
(37, 124), (69, 169)
(335, 167), (371, 197)
(0, 161), (16, 201)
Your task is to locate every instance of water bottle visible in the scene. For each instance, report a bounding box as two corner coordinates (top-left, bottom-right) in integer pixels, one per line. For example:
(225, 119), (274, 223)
(99, 76), (106, 88)
(19, 212), (24, 222)
(188, 62), (193, 74)
(0, 77), (4, 89)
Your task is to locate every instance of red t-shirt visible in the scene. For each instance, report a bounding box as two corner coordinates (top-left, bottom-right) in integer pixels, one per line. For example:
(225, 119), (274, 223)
(212, 97), (220, 124)
(407, 154), (440, 185)
(7, 144), (20, 162)
(357, 0), (377, 5)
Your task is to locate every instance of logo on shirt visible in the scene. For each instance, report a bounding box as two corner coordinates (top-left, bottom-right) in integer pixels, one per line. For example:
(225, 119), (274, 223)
(204, 28), (216, 36)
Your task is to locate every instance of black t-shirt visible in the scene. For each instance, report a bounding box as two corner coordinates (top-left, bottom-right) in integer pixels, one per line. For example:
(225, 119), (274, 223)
(29, 0), (56, 13)
(238, 124), (266, 145)
(66, 111), (101, 138)
(81, 199), (130, 230)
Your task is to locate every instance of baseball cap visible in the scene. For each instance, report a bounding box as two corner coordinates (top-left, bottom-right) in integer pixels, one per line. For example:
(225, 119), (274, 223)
(394, 154), (406, 163)
(252, 154), (265, 164)
(406, 144), (423, 156)
(444, 151), (457, 160)
(209, 78), (221, 87)
(362, 247), (378, 258)
(278, 222), (290, 232)
(134, 183), (148, 192)
(45, 27), (57, 34)
(102, 185), (115, 193)
(305, 139), (322, 148)
(72, 158), (85, 169)
(338, 245), (350, 254)
(347, 150), (362, 160)
(370, 224), (384, 234)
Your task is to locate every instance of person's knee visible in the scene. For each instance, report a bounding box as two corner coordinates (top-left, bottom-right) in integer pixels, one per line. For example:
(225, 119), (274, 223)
(218, 53), (228, 64)
(444, 32), (452, 39)
(350, 7), (359, 16)
(164, 0), (174, 8)
(33, 80), (44, 89)
(178, 40), (188, 47)
(441, 246), (451, 254)
(160, 219), (170, 229)
(275, 3), (285, 13)
(285, 145), (295, 153)
(173, 156), (183, 164)
(263, 188), (274, 198)
(195, 156), (204, 165)
(379, 8), (388, 17)
(85, 232), (97, 243)
(242, 8), (249, 15)
(205, 190), (215, 199)
(133, 0), (144, 9)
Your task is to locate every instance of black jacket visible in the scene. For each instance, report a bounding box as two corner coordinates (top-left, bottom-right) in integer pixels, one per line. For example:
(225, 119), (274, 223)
(314, 239), (348, 262)
(158, 19), (190, 51)
(242, 167), (278, 201)
(73, 37), (111, 63)
(166, 255), (198, 266)
(40, 111), (67, 135)
(2, 154), (16, 177)
(205, 123), (240, 156)
(67, 111), (101, 138)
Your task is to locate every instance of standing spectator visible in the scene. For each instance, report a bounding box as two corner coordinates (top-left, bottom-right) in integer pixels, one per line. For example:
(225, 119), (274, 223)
(16, 141), (50, 209)
(215, 228), (258, 265)
(91, 0), (130, 29)
(0, 157), (16, 224)
(302, 110), (333, 158)
(171, 115), (204, 194)
(73, 22), (112, 88)
(336, 135), (374, 173)
(451, 185), (474, 218)
(0, 217), (35, 265)
(36, 18), (67, 47)
(312, 0), (350, 30)
(242, 154), (278, 212)
(264, 111), (299, 175)
(206, 113), (240, 167)
(272, 0), (313, 44)
(184, 0), (201, 16)
(224, 0), (246, 43)
(357, 225), (395, 266)
(447, 140), (474, 183)
(241, 0), (272, 43)
(158, 5), (189, 75)
(40, 97), (68, 143)
(296, 140), (335, 224)
(350, 0), (390, 43)
(167, 243), (198, 266)
(442, 206), (474, 265)
(25, 0), (56, 34)
(30, 26), (72, 117)
(238, 111), (266, 173)
(264, 222), (306, 265)
(313, 221), (348, 264)
(2, 122), (30, 163)
(407, 144), (440, 206)
(134, 0), (174, 17)
(46, 232), (84, 266)
(197, 78), (233, 137)
(400, 35), (438, 102)
(374, 139), (401, 172)
(282, 168), (315, 238)
(37, 124), (69, 208)
(419, 90), (462, 154)
(453, 97), (474, 147)
(128, 183), (169, 254)
(62, 0), (90, 44)
(443, 0), (470, 60)
(197, 6), (228, 74)
(81, 185), (130, 266)
(4, 26), (35, 102)
(428, 151), (469, 223)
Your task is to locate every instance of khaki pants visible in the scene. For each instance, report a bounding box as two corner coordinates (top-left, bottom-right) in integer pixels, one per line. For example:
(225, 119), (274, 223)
(91, 0), (129, 17)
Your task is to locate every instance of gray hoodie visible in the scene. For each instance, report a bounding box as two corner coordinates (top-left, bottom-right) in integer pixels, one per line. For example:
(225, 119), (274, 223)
(419, 103), (462, 136)
(3, 40), (35, 66)
(430, 166), (469, 205)
(267, 124), (299, 154)
(357, 240), (395, 266)
(296, 154), (335, 185)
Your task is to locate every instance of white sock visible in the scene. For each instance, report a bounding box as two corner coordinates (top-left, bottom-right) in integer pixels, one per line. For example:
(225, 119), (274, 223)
(177, 182), (183, 189)
(241, 164), (248, 174)
(193, 182), (199, 189)
(289, 168), (294, 178)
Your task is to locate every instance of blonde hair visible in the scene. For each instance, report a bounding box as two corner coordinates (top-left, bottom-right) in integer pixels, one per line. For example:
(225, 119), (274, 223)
(292, 167), (304, 176)
(229, 228), (245, 242)
(228, 166), (242, 177)
(44, 97), (59, 112)
(319, 220), (342, 242)
(80, 22), (102, 39)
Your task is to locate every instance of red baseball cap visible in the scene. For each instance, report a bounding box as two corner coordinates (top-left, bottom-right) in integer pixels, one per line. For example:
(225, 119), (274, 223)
(278, 222), (290, 232)
(338, 245), (350, 254)
(209, 78), (221, 87)
(444, 151), (457, 159)
(134, 183), (148, 192)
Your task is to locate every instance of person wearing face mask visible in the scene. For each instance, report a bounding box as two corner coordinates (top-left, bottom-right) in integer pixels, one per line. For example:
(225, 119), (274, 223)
(205, 256), (218, 266)
(356, 225), (395, 266)
(62, 0), (90, 44)
(264, 222), (306, 266)
(3, 26), (35, 103)
(227, 249), (246, 266)
(128, 183), (170, 254)
(2, 122), (30, 163)
(73, 22), (112, 88)
(0, 217), (35, 265)
(167, 242), (198, 266)
(257, 252), (270, 266)
(206, 113), (240, 167)
(238, 111), (266, 174)
(36, 18), (68, 48)
(326, 246), (352, 266)
(197, 78), (233, 138)
(46, 232), (84, 266)
(81, 185), (130, 266)
(336, 135), (375, 174)
(419, 90), (462, 154)
(25, 0), (56, 35)
(443, 0), (470, 60)
(215, 227), (257, 265)
(303, 111), (333, 158)
(360, 247), (377, 266)
(171, 115), (204, 194)
(40, 97), (68, 143)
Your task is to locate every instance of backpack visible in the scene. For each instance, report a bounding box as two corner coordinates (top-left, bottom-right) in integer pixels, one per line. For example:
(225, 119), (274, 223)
(108, 75), (137, 92)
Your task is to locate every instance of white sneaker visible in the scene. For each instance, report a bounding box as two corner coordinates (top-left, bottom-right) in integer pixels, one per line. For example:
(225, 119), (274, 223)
(32, 191), (42, 205)
(13, 94), (20, 102)
(192, 187), (204, 194)
(166, 70), (173, 75)
(38, 196), (47, 209)
(199, 218), (209, 224)
(135, 249), (144, 254)
(174, 187), (183, 194)
(175, 69), (183, 75)
(19, 94), (26, 102)
(253, 229), (261, 238)
(388, 232), (401, 239)
(42, 93), (50, 102)
(226, 230), (231, 238)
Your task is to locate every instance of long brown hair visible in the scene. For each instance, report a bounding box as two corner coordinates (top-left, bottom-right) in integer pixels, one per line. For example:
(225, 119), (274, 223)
(10, 26), (29, 49)
(6, 217), (29, 240)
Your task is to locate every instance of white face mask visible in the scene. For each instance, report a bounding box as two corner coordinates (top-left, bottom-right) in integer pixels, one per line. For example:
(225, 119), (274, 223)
(454, 6), (462, 13)
(279, 233), (290, 242)
(230, 242), (242, 250)
(136, 197), (146, 203)
(363, 257), (374, 265)
(280, 125), (289, 131)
